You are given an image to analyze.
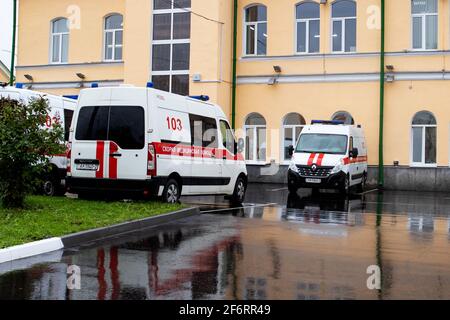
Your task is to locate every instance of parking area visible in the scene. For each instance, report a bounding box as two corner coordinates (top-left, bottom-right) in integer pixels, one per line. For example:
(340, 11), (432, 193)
(0, 184), (450, 300)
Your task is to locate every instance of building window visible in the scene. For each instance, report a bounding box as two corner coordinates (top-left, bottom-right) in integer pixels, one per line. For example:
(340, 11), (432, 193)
(244, 5), (267, 56)
(104, 14), (123, 61)
(152, 0), (191, 96)
(51, 18), (69, 64)
(244, 113), (266, 163)
(411, 111), (437, 166)
(332, 111), (354, 124)
(282, 113), (306, 161)
(296, 2), (320, 54)
(331, 0), (356, 53)
(412, 0), (438, 50)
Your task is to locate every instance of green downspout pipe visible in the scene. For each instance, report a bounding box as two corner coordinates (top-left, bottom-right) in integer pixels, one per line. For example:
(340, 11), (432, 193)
(378, 0), (385, 188)
(231, 0), (238, 129)
(9, 0), (17, 86)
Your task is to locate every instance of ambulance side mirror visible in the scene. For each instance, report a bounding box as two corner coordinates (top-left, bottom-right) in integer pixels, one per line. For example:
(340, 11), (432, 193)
(350, 148), (359, 158)
(288, 145), (295, 157)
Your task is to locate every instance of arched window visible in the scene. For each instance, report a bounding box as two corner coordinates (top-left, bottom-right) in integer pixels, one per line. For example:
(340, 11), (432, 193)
(244, 113), (267, 162)
(296, 2), (320, 53)
(331, 0), (356, 53)
(332, 111), (354, 125)
(282, 113), (306, 161)
(244, 5), (267, 56)
(51, 18), (69, 63)
(104, 14), (123, 61)
(411, 111), (437, 165)
(412, 0), (438, 50)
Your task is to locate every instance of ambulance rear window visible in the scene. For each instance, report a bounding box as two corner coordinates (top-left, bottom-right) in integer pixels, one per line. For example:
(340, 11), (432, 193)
(75, 105), (144, 150)
(76, 106), (108, 141)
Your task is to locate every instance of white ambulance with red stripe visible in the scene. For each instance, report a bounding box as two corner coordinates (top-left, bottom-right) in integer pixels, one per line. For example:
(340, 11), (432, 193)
(66, 85), (248, 203)
(0, 85), (76, 196)
(287, 120), (368, 194)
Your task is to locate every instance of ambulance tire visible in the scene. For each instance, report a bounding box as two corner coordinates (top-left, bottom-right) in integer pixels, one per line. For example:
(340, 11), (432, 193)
(357, 173), (367, 193)
(340, 174), (350, 195)
(288, 181), (298, 194)
(230, 176), (247, 205)
(42, 173), (64, 197)
(162, 179), (181, 204)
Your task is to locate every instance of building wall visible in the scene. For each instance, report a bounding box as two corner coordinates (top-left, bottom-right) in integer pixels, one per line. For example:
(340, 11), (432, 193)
(234, 0), (450, 188)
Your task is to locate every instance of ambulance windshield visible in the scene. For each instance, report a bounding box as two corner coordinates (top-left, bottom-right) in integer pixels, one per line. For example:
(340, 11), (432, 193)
(296, 134), (348, 155)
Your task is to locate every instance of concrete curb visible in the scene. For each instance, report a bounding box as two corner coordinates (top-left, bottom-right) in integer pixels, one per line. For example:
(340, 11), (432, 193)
(61, 206), (200, 248)
(0, 206), (200, 265)
(0, 238), (64, 265)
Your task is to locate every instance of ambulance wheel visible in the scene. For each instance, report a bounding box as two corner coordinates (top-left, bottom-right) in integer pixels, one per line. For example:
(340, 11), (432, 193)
(288, 182), (298, 194)
(231, 177), (247, 205)
(357, 173), (367, 193)
(340, 175), (350, 195)
(162, 179), (181, 204)
(43, 174), (64, 197)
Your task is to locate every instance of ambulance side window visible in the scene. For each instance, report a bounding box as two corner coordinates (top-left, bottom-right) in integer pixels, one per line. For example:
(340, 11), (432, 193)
(220, 120), (236, 154)
(189, 114), (218, 148)
(75, 106), (109, 141)
(64, 109), (74, 141)
(349, 137), (354, 155)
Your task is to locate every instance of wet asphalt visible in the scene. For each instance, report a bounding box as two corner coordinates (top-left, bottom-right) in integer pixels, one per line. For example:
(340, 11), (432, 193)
(0, 185), (450, 300)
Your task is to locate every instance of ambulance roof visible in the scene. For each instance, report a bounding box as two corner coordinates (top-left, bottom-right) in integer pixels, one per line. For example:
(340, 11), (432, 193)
(79, 86), (226, 119)
(0, 86), (76, 105)
(301, 124), (361, 136)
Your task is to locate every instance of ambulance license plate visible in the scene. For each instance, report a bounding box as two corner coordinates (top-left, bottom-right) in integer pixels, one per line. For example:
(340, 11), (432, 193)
(76, 163), (99, 171)
(306, 178), (321, 184)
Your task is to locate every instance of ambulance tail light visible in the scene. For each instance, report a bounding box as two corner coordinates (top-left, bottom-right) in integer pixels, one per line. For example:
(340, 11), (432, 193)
(147, 143), (157, 176)
(66, 142), (72, 175)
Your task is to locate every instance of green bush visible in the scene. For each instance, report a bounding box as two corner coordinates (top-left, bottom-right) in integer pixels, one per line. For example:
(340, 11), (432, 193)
(0, 97), (64, 208)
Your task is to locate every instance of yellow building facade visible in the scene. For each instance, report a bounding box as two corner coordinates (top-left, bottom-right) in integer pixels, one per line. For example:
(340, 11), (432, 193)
(14, 0), (450, 190)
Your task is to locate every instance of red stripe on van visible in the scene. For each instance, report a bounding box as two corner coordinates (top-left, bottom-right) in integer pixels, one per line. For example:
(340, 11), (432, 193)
(109, 142), (119, 179)
(153, 142), (245, 161)
(307, 153), (316, 166)
(96, 141), (104, 179)
(317, 153), (325, 166)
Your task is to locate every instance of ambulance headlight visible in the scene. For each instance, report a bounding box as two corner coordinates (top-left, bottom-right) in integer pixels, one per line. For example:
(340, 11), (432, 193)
(331, 161), (344, 174)
(289, 162), (299, 173)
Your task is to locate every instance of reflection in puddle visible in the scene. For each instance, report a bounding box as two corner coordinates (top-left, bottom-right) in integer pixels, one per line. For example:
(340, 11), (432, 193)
(1, 190), (450, 300)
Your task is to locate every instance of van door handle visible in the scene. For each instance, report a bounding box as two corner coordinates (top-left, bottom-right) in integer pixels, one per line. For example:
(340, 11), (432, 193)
(110, 153), (122, 158)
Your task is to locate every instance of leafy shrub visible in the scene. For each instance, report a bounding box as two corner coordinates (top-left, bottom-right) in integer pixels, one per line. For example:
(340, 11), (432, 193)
(0, 97), (64, 208)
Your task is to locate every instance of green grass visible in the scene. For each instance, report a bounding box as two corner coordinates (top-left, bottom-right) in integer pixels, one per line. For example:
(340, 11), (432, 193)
(0, 196), (183, 249)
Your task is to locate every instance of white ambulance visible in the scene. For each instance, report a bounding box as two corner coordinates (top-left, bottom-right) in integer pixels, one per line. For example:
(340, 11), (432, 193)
(287, 120), (368, 194)
(0, 85), (76, 196)
(66, 85), (248, 203)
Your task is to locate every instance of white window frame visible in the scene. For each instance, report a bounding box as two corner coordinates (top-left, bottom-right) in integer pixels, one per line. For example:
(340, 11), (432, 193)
(50, 19), (69, 64)
(104, 15), (123, 62)
(410, 121), (437, 168)
(281, 124), (304, 163)
(331, 2), (356, 53)
(243, 6), (267, 57)
(152, 5), (191, 93)
(244, 120), (267, 164)
(295, 3), (320, 54)
(411, 0), (438, 51)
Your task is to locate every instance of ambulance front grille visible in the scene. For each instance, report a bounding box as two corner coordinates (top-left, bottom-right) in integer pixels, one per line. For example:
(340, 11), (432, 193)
(297, 166), (333, 178)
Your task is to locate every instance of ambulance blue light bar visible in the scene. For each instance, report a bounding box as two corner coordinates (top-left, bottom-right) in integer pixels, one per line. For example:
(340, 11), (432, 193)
(91, 83), (99, 88)
(189, 95), (210, 102)
(15, 83), (24, 89)
(311, 120), (345, 125)
(146, 82), (154, 88)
